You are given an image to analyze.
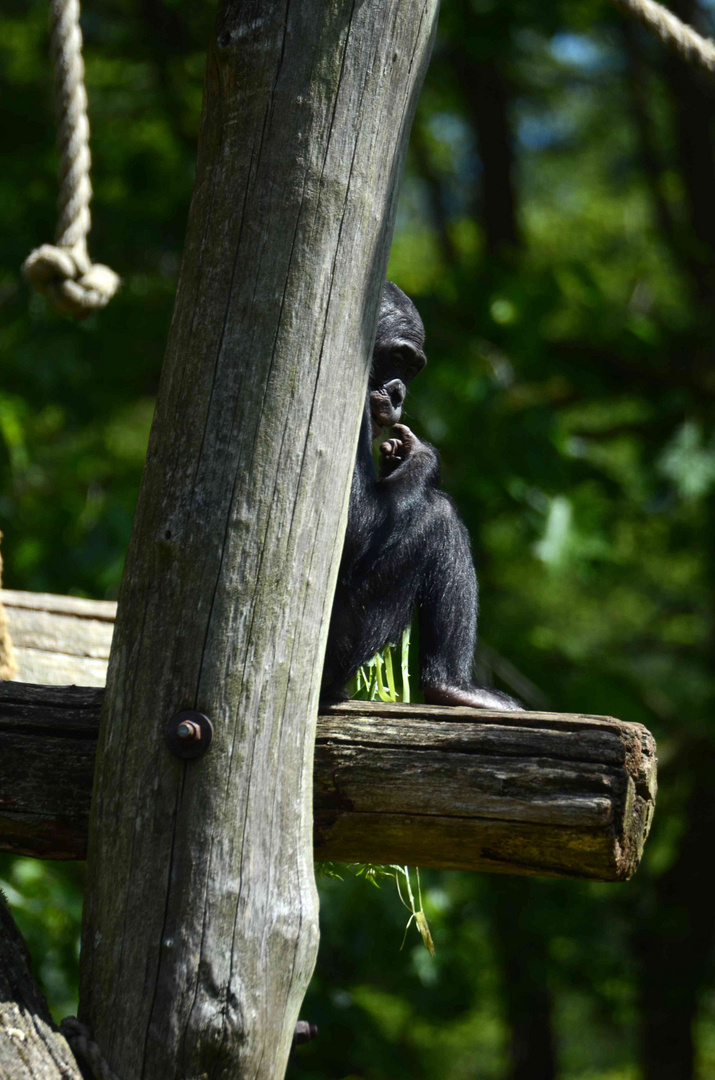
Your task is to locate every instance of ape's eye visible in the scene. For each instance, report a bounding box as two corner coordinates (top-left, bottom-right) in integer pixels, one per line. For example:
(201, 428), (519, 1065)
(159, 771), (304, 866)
(393, 347), (425, 381)
(392, 347), (416, 374)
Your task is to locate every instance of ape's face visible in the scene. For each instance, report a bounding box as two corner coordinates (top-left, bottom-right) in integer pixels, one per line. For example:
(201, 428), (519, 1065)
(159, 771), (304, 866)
(368, 282), (426, 436)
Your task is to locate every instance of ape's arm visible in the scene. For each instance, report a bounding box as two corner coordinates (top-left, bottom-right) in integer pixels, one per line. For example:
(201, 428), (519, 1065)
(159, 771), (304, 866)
(381, 426), (521, 711)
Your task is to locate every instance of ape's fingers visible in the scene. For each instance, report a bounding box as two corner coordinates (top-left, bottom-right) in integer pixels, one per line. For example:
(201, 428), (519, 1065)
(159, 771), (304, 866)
(380, 438), (403, 457)
(391, 424), (417, 454)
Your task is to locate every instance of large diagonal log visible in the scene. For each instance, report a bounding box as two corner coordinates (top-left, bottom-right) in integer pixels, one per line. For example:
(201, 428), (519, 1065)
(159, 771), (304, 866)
(0, 683), (656, 881)
(72, 6), (440, 1079)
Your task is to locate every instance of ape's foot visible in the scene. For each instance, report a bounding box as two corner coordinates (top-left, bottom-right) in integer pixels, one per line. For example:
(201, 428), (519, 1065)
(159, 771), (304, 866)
(424, 683), (523, 712)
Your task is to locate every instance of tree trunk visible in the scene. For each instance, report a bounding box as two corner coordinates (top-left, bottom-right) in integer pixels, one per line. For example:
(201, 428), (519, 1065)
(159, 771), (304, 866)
(0, 894), (82, 1080)
(634, 762), (715, 1080)
(78, 4), (439, 1079)
(634, 498), (715, 1080)
(487, 878), (557, 1080)
(453, 55), (520, 260)
(661, 0), (715, 304)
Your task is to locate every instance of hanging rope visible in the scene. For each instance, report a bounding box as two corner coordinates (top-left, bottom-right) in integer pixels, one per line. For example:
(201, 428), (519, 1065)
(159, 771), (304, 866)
(612, 0), (715, 73)
(22, 0), (120, 319)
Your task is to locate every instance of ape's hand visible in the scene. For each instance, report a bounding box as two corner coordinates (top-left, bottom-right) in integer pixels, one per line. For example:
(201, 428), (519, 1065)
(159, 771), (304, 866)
(380, 424), (417, 475)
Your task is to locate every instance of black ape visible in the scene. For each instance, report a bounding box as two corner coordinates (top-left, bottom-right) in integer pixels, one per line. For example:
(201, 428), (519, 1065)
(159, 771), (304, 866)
(321, 282), (521, 711)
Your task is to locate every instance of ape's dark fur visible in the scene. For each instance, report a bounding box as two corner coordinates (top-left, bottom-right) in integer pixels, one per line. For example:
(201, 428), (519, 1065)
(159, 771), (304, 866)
(321, 282), (520, 711)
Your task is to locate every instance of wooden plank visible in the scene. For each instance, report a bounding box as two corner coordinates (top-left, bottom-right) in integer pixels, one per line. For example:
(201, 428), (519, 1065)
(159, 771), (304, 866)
(7, 608), (113, 659)
(0, 685), (656, 881)
(2, 589), (114, 687)
(1, 589), (116, 620)
(315, 703), (656, 880)
(11, 648), (109, 687)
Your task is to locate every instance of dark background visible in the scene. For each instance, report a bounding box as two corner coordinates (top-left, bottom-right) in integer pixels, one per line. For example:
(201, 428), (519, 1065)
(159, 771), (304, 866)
(2, 0), (715, 1076)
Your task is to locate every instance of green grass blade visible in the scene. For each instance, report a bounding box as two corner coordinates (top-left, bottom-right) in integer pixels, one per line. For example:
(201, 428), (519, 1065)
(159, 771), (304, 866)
(401, 624), (411, 703)
(384, 645), (397, 700)
(374, 652), (392, 702)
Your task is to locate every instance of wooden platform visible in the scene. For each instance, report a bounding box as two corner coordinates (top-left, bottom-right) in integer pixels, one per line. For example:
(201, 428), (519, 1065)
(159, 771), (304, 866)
(0, 590), (658, 881)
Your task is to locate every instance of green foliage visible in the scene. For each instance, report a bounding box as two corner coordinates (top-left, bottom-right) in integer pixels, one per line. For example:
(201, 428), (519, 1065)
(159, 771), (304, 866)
(324, 632), (437, 957)
(351, 625), (412, 702)
(0, 856), (83, 1022)
(4, 0), (715, 1076)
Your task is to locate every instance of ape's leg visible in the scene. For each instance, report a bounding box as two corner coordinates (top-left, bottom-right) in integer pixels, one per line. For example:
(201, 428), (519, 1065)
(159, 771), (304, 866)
(418, 500), (522, 712)
(380, 428), (520, 709)
(320, 577), (417, 704)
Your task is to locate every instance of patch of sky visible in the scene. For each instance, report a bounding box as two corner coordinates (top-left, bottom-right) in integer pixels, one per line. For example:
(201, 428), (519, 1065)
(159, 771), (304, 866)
(428, 112), (473, 155)
(698, 0), (715, 23)
(517, 110), (578, 152)
(394, 173), (432, 232)
(394, 111), (480, 224)
(549, 32), (612, 73)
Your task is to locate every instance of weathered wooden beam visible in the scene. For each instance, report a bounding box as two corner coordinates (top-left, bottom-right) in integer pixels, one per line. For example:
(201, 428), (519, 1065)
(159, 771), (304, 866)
(0, 682), (656, 881)
(316, 701), (656, 880)
(2, 589), (114, 687)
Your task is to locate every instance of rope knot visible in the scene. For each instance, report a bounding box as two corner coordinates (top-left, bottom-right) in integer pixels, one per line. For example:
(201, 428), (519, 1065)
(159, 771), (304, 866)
(23, 244), (120, 319)
(23, 0), (120, 319)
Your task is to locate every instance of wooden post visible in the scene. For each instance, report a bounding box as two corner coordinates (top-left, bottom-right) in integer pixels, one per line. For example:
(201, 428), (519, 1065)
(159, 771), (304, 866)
(78, 4), (440, 1079)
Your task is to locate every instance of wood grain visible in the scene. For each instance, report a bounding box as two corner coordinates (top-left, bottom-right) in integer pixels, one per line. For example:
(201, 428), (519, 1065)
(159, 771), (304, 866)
(315, 701), (656, 880)
(2, 589), (114, 687)
(73, 5), (441, 1079)
(0, 685), (656, 881)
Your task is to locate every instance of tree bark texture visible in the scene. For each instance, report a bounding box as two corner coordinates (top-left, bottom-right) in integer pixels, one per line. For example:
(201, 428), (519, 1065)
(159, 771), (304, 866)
(0, 685), (656, 881)
(78, 4), (439, 1079)
(0, 894), (82, 1080)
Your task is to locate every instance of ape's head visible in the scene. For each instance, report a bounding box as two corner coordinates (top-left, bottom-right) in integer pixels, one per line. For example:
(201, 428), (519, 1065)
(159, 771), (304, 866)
(369, 281), (426, 437)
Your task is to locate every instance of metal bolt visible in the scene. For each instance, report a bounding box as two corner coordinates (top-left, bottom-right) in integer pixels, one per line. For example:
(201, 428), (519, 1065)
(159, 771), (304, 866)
(177, 720), (201, 744)
(292, 1020), (318, 1050)
(166, 710), (214, 761)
